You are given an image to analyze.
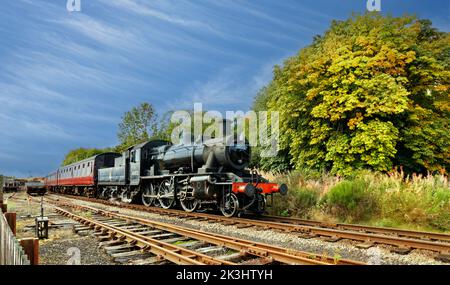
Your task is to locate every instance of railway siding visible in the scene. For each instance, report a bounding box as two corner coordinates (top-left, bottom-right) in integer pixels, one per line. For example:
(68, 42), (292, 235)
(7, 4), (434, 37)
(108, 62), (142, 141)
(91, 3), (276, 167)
(47, 198), (362, 265)
(49, 193), (449, 265)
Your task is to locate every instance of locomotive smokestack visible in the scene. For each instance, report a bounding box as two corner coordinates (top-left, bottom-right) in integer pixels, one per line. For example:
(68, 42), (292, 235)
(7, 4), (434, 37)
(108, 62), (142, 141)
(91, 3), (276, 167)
(220, 119), (232, 141)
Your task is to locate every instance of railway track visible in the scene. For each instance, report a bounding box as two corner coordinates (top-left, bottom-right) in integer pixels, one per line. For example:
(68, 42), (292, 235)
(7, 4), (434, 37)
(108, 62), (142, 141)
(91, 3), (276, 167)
(256, 215), (450, 242)
(48, 193), (450, 261)
(43, 197), (363, 265)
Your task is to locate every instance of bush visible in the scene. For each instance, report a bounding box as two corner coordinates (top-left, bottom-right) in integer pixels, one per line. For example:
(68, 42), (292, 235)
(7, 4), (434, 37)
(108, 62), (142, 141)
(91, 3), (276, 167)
(269, 187), (319, 218)
(289, 188), (320, 217)
(267, 169), (324, 217)
(265, 170), (449, 232)
(378, 174), (450, 230)
(322, 179), (378, 221)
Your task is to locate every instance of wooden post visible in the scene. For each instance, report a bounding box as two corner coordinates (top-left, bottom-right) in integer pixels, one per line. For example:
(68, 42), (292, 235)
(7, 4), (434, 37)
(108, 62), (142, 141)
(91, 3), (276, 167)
(19, 238), (39, 265)
(5, 212), (17, 235)
(0, 174), (4, 213)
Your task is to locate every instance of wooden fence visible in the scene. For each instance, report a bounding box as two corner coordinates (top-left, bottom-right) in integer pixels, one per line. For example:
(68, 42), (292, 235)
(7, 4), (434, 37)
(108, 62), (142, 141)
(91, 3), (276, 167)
(0, 175), (31, 265)
(0, 212), (30, 265)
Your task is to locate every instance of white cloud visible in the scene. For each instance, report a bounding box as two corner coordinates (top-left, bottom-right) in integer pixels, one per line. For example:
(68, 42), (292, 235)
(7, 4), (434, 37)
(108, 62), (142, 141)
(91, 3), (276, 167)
(168, 57), (280, 112)
(54, 14), (146, 49)
(98, 0), (214, 30)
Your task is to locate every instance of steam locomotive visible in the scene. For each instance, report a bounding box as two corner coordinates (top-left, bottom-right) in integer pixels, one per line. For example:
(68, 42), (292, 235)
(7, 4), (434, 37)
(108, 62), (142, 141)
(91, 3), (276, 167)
(45, 131), (287, 217)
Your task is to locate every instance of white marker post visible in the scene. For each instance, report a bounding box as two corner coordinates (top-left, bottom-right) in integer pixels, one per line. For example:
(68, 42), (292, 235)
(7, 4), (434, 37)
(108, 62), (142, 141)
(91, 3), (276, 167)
(0, 175), (4, 213)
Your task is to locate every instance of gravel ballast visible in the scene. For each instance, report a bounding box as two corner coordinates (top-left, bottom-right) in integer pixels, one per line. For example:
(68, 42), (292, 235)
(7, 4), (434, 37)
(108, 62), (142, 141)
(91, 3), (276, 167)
(58, 196), (448, 265)
(7, 192), (115, 265)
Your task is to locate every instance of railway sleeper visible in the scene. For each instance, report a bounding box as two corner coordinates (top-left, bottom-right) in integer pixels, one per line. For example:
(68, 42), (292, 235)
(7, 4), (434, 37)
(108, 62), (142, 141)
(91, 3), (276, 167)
(148, 233), (179, 240)
(162, 237), (192, 244)
(390, 247), (412, 255)
(176, 240), (203, 249)
(435, 253), (450, 263)
(76, 230), (92, 236)
(215, 252), (244, 262)
(98, 239), (125, 247)
(94, 230), (109, 236)
(129, 257), (168, 265)
(119, 225), (147, 231)
(112, 251), (148, 259)
(114, 254), (155, 264)
(355, 242), (375, 249)
(297, 233), (318, 239)
(322, 236), (342, 242)
(136, 230), (164, 236)
(236, 224), (254, 229)
(104, 243), (139, 253)
(97, 235), (114, 241)
(73, 226), (91, 232)
(196, 245), (226, 255)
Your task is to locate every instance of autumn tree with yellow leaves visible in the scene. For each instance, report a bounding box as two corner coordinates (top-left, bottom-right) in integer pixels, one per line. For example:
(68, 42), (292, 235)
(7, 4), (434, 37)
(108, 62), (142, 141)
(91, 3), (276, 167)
(257, 13), (449, 175)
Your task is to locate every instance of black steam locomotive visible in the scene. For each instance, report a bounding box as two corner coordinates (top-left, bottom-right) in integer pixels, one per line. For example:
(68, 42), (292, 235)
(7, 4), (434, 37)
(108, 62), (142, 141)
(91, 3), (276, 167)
(46, 133), (287, 217)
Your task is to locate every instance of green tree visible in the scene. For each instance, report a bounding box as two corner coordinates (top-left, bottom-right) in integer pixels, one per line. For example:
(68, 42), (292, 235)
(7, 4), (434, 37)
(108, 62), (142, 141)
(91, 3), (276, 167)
(250, 86), (292, 172)
(116, 102), (159, 151)
(62, 147), (112, 166)
(116, 104), (218, 151)
(263, 13), (449, 175)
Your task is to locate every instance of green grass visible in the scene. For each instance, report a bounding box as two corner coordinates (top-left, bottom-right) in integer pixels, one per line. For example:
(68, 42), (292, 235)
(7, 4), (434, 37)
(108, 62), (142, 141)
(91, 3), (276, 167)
(266, 170), (450, 232)
(173, 239), (194, 245)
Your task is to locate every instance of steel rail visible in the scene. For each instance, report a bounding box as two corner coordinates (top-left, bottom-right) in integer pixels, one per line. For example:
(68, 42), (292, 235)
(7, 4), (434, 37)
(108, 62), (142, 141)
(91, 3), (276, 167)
(49, 193), (450, 254)
(258, 215), (450, 243)
(52, 206), (234, 265)
(54, 201), (364, 265)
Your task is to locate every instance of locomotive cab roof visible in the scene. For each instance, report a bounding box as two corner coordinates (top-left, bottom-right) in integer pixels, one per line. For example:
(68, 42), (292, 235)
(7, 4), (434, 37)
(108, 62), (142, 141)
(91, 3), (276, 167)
(62, 152), (121, 168)
(129, 140), (172, 151)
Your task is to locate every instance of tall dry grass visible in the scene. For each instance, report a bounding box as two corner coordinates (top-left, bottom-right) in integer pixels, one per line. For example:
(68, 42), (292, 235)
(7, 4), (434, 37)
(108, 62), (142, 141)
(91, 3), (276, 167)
(264, 169), (450, 232)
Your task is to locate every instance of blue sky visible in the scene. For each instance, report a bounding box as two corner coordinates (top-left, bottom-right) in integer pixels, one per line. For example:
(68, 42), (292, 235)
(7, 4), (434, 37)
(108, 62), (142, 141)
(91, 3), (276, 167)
(0, 0), (448, 177)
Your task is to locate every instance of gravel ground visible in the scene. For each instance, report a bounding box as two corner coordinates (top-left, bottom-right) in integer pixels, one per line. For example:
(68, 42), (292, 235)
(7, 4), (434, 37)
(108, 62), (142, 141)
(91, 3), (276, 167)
(39, 231), (115, 265)
(7, 192), (115, 265)
(59, 196), (449, 265)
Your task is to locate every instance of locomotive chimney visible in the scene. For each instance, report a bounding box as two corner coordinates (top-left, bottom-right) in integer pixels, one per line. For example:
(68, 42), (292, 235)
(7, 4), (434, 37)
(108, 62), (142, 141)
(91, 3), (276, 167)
(220, 119), (232, 140)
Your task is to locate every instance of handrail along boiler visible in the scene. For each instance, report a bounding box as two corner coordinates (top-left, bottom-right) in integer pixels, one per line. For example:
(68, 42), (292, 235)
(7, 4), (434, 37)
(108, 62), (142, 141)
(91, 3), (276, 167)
(45, 133), (287, 217)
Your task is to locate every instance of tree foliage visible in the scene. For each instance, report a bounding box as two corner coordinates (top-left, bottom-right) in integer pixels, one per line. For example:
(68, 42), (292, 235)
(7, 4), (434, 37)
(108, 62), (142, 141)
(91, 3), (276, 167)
(261, 13), (449, 175)
(116, 102), (160, 152)
(250, 86), (292, 172)
(62, 147), (112, 166)
(62, 105), (220, 164)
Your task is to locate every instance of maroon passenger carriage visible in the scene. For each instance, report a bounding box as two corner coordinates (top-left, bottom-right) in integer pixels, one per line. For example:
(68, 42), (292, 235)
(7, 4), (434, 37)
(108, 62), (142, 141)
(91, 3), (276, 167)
(45, 153), (120, 197)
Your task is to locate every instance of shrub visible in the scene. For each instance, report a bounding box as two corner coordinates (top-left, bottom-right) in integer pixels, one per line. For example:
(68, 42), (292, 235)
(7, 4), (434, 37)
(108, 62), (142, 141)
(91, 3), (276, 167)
(321, 178), (379, 221)
(264, 169), (449, 231)
(269, 187), (319, 218)
(288, 188), (320, 217)
(378, 174), (450, 230)
(266, 169), (324, 217)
